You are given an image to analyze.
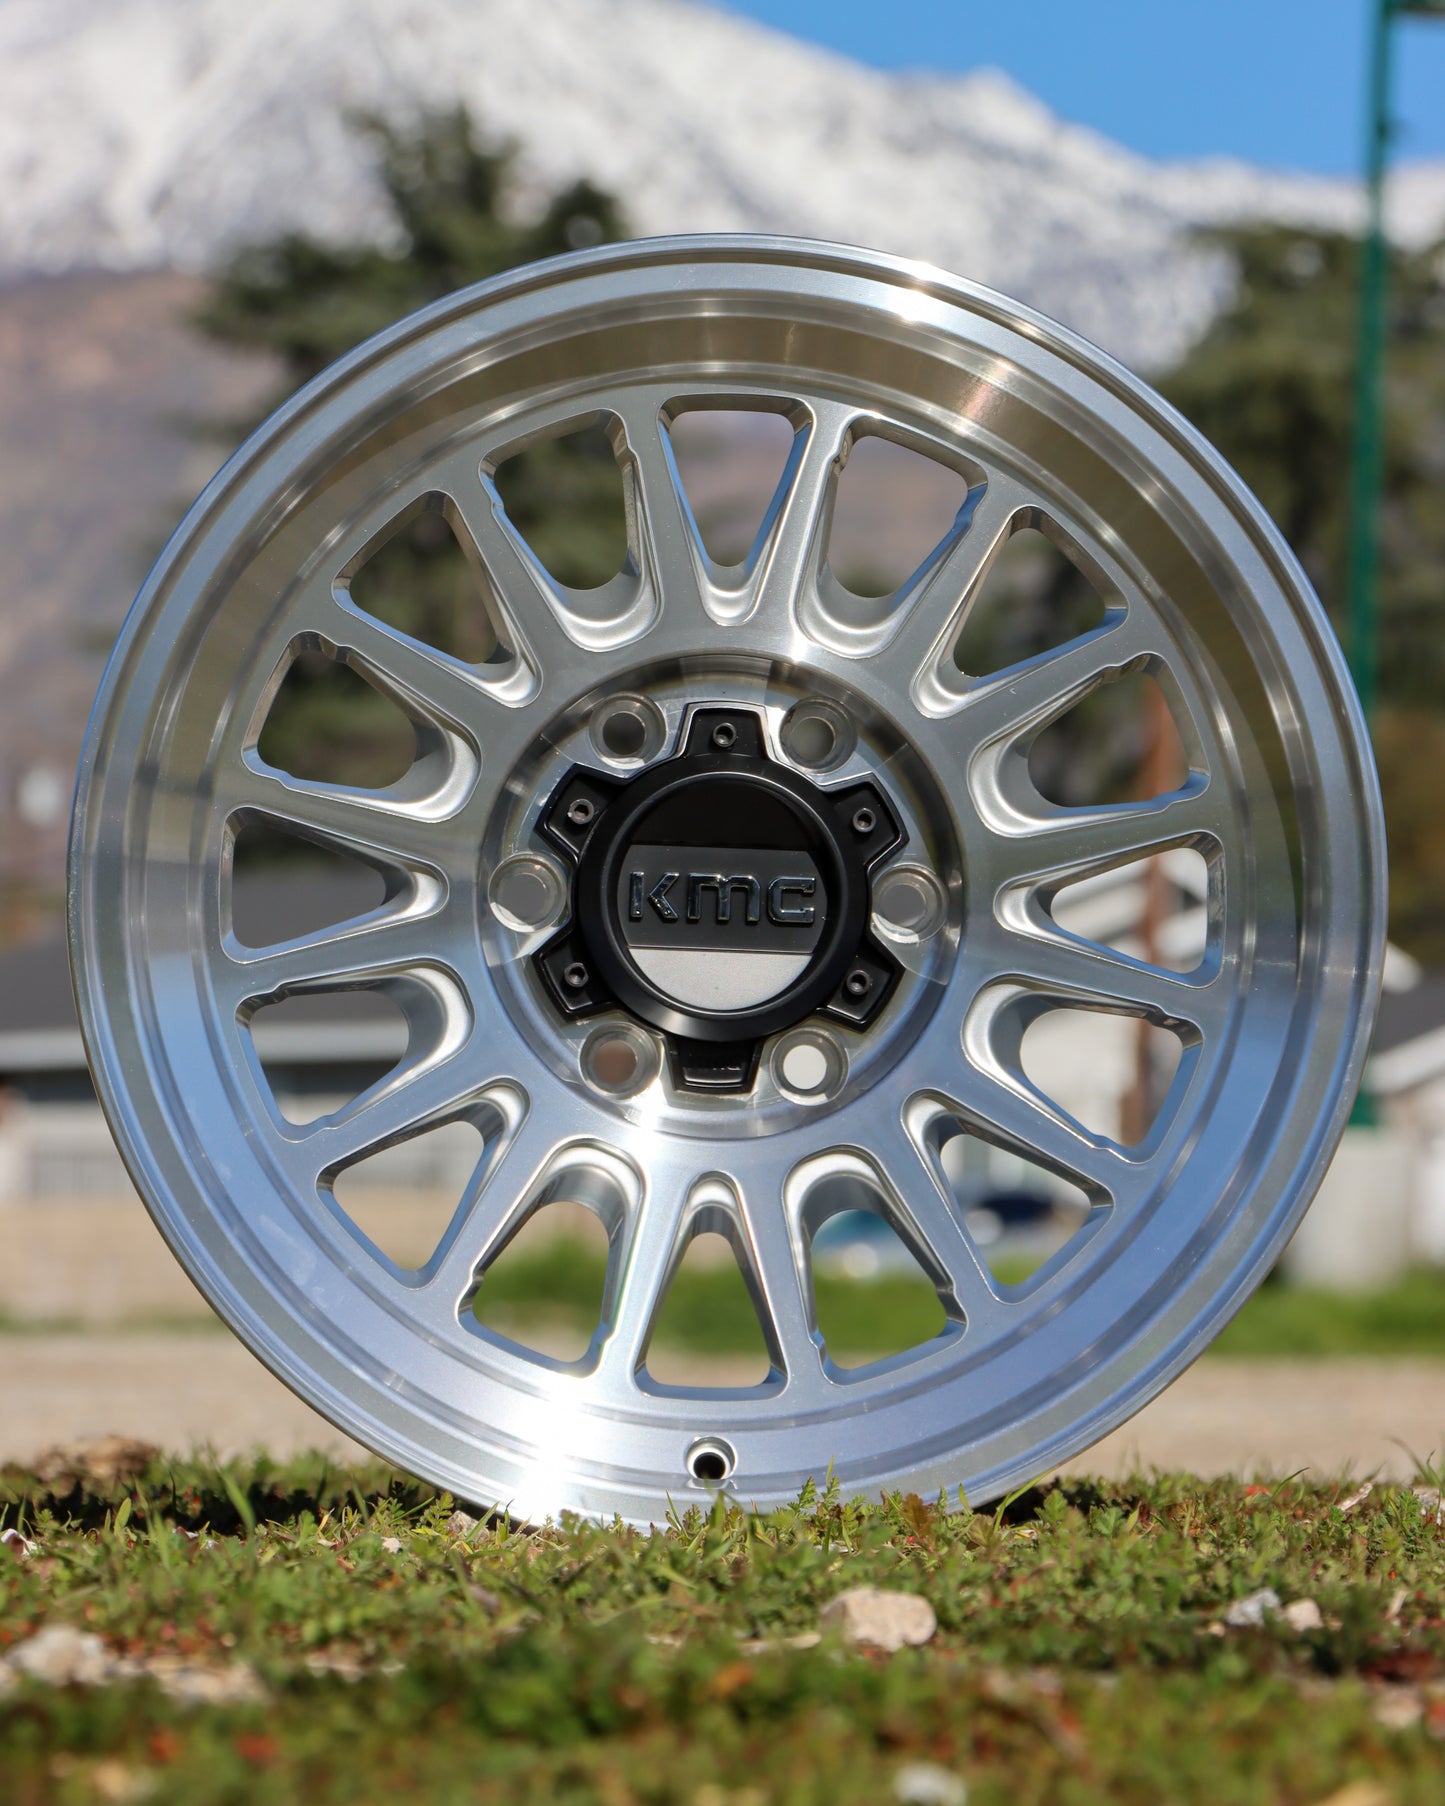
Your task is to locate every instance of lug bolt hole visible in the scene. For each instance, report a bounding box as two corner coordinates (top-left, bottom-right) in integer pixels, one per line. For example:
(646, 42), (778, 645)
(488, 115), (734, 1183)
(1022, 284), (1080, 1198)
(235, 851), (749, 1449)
(851, 806), (876, 836)
(772, 1029), (847, 1102)
(487, 854), (566, 933)
(780, 697), (855, 772)
(580, 1024), (659, 1098)
(844, 967), (871, 997)
(711, 721), (737, 750)
(566, 797), (596, 827)
(872, 864), (947, 943)
(563, 961), (590, 990)
(590, 694), (665, 766)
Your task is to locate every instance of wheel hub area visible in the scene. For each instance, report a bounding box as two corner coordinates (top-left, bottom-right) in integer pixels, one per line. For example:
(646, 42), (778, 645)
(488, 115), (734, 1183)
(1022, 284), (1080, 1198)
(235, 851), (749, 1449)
(533, 707), (906, 1091)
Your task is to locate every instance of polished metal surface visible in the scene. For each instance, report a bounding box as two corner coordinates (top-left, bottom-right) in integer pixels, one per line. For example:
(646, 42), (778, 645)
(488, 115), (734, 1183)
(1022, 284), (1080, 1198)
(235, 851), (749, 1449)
(69, 237), (1386, 1523)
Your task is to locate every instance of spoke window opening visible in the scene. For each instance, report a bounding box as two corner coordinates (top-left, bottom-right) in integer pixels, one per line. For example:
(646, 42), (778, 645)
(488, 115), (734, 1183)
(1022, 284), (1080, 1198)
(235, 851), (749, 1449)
(245, 987), (408, 1126)
(491, 418), (630, 591)
(469, 1192), (614, 1364)
(229, 817), (390, 949)
(343, 496), (511, 667)
(664, 404), (798, 570)
(1048, 846), (1212, 976)
(1028, 669), (1189, 809)
(1020, 1005), (1185, 1146)
(328, 1118), (489, 1272)
(938, 1126), (1098, 1290)
(643, 1229), (774, 1388)
(827, 431), (972, 600)
(805, 1181), (951, 1372)
(256, 644), (419, 791)
(953, 521), (1108, 677)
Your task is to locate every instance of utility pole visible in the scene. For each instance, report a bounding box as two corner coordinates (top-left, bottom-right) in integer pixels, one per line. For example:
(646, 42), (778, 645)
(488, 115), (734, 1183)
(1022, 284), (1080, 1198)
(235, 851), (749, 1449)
(1346, 0), (1445, 721)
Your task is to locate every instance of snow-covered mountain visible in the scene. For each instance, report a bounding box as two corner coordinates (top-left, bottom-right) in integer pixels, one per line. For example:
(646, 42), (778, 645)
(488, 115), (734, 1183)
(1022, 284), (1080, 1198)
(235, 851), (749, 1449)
(2, 0), (1444, 369)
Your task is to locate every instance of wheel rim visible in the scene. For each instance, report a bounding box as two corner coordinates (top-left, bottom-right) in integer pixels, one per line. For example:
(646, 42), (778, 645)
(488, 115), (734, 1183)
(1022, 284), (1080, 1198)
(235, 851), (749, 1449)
(69, 236), (1385, 1523)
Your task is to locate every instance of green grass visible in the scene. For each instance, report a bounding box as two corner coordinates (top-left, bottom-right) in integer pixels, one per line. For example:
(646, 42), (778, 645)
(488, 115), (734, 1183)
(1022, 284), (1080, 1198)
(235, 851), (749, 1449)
(5, 1455), (1445, 1803)
(473, 1241), (948, 1364)
(470, 1244), (1445, 1365)
(1211, 1267), (1445, 1358)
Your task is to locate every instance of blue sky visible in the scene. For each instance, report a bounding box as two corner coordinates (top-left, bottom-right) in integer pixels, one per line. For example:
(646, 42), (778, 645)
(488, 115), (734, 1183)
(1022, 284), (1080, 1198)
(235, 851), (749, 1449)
(715, 1), (1445, 175)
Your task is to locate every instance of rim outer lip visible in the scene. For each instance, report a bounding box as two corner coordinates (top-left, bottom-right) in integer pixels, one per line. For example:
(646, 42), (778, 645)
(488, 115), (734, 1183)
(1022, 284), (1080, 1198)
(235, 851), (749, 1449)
(573, 757), (871, 1044)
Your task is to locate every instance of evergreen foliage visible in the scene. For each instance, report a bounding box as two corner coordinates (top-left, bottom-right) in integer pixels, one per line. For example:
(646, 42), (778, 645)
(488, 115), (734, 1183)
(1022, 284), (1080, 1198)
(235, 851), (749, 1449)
(200, 109), (628, 790)
(1160, 225), (1445, 958)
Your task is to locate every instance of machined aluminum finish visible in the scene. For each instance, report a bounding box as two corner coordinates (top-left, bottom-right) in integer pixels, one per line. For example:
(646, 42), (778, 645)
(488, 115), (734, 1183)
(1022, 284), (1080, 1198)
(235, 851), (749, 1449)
(69, 238), (1385, 1523)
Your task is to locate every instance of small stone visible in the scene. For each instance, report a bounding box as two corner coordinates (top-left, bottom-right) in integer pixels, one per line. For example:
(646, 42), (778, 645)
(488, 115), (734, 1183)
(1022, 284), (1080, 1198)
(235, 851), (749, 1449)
(303, 1648), (366, 1682)
(1283, 1598), (1324, 1633)
(1372, 1685), (1424, 1731)
(380, 1535), (403, 1554)
(893, 1762), (967, 1806)
(8, 1624), (113, 1686)
(1313, 1784), (1393, 1806)
(1337, 1482), (1374, 1515)
(445, 1509), (480, 1538)
(1412, 1486), (1444, 1524)
(1224, 1588), (1281, 1629)
(142, 1656), (265, 1706)
(89, 1758), (155, 1803)
(820, 1586), (937, 1652)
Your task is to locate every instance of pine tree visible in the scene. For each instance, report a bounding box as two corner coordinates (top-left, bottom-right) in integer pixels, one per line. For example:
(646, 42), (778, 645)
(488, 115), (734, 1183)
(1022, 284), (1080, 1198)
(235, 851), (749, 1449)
(200, 108), (628, 790)
(1160, 224), (1445, 960)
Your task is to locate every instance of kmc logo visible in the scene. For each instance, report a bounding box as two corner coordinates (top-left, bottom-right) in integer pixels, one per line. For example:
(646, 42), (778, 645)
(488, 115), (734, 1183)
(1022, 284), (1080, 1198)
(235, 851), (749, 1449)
(627, 870), (817, 928)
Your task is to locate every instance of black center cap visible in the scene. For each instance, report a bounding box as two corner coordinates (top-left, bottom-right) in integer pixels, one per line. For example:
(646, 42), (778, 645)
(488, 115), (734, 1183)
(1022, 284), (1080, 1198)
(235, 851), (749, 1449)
(533, 709), (905, 1089)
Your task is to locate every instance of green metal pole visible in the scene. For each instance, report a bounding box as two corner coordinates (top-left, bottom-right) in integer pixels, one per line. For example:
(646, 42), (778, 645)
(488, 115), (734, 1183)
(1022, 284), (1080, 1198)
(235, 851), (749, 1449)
(1345, 0), (1394, 726)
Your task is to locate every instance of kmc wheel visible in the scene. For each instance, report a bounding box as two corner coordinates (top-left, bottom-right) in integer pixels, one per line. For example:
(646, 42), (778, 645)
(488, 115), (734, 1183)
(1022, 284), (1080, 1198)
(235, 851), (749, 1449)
(70, 237), (1385, 1523)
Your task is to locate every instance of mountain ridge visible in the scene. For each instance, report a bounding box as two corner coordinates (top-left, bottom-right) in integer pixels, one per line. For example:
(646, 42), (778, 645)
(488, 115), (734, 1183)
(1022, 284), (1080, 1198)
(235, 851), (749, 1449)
(2, 0), (1443, 368)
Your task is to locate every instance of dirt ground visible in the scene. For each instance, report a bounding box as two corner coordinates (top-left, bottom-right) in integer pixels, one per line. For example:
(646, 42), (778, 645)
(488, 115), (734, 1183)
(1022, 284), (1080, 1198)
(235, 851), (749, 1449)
(5, 1330), (1443, 1490)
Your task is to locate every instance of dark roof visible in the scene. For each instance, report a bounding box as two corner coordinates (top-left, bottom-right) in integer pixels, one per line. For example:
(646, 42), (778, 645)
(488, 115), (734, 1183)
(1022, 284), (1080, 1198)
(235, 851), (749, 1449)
(0, 933), (74, 1037)
(1373, 973), (1445, 1056)
(0, 873), (398, 1075)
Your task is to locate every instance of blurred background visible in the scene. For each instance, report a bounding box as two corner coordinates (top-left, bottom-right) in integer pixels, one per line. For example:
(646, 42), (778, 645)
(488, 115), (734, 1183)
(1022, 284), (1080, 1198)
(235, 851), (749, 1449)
(1, 0), (1443, 1442)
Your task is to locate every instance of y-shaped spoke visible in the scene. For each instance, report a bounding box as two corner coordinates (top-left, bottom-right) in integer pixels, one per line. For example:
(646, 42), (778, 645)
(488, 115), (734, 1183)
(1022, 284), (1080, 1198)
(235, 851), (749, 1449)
(751, 400), (854, 632)
(217, 901), (455, 1012)
(613, 393), (712, 634)
(969, 916), (1223, 1039)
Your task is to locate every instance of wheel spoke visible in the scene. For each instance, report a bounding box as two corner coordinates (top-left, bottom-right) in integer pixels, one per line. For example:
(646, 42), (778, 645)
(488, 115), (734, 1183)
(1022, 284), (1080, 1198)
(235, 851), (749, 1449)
(893, 474), (1029, 703)
(444, 479), (586, 684)
(615, 395), (711, 632)
(226, 765), (464, 866)
(978, 788), (1223, 887)
(972, 918), (1221, 1038)
(732, 1160), (828, 1395)
(752, 400), (853, 628)
(218, 900), (453, 1009)
(864, 1104), (1008, 1333)
(955, 612), (1158, 756)
(321, 589), (534, 721)
(297, 1035), (489, 1182)
(945, 1033), (1131, 1191)
(591, 1174), (694, 1381)
(422, 1100), (586, 1317)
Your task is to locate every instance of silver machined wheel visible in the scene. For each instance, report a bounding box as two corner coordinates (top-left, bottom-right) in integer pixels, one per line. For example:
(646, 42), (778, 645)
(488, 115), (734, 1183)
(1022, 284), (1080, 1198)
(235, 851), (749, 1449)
(69, 237), (1385, 1523)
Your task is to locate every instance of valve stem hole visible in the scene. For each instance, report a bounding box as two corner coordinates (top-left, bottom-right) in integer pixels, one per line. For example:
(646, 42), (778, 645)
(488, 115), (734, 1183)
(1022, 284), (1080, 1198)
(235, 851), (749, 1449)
(687, 1438), (736, 1484)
